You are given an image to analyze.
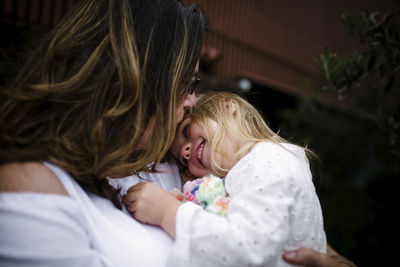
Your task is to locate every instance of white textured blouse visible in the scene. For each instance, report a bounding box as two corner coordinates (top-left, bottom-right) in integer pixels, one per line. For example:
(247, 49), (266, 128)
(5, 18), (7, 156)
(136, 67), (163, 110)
(0, 161), (181, 267)
(168, 142), (326, 267)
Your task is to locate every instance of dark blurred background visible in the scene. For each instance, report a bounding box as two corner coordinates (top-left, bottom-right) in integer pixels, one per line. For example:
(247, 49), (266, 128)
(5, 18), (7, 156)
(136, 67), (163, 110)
(1, 1), (399, 266)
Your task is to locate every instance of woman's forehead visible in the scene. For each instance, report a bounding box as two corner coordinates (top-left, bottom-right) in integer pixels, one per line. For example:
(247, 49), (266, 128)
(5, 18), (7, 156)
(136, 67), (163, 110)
(177, 116), (192, 131)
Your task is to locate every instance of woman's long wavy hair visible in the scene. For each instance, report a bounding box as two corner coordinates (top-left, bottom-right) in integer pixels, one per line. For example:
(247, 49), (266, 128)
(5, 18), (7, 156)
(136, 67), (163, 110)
(187, 92), (317, 178)
(0, 0), (206, 206)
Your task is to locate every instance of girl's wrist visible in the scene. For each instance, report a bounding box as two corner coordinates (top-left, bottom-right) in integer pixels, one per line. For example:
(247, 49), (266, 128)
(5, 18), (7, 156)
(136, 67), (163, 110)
(160, 197), (181, 239)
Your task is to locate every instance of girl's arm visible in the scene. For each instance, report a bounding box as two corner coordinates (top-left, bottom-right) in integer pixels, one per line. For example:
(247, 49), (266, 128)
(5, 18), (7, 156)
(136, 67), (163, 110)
(124, 168), (295, 266)
(123, 182), (181, 239)
(123, 174), (355, 267)
(123, 184), (356, 267)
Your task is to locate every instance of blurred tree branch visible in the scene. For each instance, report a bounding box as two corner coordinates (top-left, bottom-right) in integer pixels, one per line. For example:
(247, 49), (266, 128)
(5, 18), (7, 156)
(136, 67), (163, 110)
(314, 8), (400, 153)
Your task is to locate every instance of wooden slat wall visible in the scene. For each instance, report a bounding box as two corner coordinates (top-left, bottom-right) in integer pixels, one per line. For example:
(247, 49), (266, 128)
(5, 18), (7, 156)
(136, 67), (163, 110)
(185, 0), (397, 94)
(3, 0), (396, 95)
(2, 0), (78, 27)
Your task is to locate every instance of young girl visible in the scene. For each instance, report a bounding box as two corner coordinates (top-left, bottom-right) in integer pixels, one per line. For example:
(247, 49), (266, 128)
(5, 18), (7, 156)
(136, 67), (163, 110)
(123, 92), (326, 267)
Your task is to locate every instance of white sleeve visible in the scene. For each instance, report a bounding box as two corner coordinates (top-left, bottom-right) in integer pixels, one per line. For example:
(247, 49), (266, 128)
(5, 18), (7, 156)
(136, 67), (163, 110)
(0, 193), (112, 267)
(168, 143), (306, 267)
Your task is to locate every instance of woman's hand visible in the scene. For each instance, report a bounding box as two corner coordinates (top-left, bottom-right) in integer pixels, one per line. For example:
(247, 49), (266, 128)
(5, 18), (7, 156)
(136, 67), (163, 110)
(282, 245), (356, 267)
(122, 182), (181, 239)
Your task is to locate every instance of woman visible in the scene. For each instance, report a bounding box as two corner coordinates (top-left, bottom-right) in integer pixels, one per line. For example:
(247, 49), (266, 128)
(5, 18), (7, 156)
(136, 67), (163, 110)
(0, 0), (354, 266)
(0, 0), (203, 265)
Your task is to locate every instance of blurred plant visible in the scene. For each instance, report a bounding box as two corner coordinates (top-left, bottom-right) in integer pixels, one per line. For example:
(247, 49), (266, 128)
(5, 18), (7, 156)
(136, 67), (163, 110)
(276, 9), (400, 264)
(314, 8), (400, 153)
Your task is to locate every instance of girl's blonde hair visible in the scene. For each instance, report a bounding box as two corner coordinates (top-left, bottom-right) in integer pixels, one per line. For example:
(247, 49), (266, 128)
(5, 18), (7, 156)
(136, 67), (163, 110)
(189, 91), (315, 177)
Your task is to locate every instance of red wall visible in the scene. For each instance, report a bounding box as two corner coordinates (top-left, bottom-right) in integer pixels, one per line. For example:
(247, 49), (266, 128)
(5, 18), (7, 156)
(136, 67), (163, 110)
(3, 0), (397, 98)
(184, 0), (397, 97)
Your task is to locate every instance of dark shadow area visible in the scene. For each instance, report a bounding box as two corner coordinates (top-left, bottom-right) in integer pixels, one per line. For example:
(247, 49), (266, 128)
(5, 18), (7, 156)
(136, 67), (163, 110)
(0, 16), (47, 86)
(239, 81), (399, 266)
(243, 82), (297, 133)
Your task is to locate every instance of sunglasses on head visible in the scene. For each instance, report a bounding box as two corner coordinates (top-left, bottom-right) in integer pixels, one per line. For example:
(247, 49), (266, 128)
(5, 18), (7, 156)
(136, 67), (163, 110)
(188, 77), (200, 95)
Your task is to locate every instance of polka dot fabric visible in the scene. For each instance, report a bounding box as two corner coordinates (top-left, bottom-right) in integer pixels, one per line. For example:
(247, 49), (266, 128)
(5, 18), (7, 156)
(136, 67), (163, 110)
(168, 142), (326, 267)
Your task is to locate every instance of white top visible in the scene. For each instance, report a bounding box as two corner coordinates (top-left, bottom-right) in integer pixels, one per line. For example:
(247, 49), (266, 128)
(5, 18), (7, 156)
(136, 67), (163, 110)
(0, 161), (181, 267)
(169, 142), (326, 267)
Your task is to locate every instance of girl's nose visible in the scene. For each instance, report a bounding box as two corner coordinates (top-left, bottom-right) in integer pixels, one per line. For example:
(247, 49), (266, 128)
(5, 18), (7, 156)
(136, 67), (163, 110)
(181, 142), (192, 160)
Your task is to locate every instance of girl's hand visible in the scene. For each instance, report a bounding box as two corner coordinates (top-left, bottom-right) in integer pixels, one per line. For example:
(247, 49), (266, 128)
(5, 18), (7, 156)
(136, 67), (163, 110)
(122, 182), (181, 239)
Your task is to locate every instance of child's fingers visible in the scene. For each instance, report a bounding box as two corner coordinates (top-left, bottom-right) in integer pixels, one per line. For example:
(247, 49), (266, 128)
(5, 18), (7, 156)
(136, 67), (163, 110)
(126, 182), (148, 193)
(124, 195), (144, 219)
(125, 197), (152, 224)
(125, 200), (137, 214)
(122, 190), (138, 206)
(123, 182), (150, 204)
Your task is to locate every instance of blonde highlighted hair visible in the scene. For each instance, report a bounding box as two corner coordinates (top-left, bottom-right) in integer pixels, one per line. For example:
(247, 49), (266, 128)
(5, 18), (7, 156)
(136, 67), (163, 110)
(0, 0), (206, 205)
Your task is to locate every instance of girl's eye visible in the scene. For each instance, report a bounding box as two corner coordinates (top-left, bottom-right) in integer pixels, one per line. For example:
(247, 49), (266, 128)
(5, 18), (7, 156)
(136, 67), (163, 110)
(182, 124), (189, 138)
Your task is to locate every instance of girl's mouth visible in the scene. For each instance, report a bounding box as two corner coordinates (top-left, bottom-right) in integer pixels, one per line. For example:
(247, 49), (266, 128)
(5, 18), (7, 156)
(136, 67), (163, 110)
(195, 140), (205, 165)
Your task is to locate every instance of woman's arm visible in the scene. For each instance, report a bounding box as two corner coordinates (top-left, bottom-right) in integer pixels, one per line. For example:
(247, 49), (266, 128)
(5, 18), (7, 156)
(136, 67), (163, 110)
(0, 162), (68, 195)
(283, 244), (357, 267)
(0, 193), (110, 266)
(0, 162), (112, 267)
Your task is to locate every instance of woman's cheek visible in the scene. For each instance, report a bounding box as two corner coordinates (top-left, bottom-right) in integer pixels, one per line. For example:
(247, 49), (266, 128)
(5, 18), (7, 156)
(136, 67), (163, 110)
(176, 102), (185, 124)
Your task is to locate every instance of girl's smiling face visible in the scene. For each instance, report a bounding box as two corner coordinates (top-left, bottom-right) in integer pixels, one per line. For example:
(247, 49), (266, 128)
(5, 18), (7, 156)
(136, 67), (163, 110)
(171, 117), (239, 178)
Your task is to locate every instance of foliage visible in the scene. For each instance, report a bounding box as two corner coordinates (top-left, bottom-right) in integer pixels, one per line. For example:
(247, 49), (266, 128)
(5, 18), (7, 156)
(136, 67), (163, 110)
(314, 9), (400, 153)
(277, 10), (400, 264)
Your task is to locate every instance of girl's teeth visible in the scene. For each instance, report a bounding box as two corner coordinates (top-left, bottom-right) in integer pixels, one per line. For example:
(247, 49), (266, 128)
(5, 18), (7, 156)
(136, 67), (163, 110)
(197, 142), (204, 160)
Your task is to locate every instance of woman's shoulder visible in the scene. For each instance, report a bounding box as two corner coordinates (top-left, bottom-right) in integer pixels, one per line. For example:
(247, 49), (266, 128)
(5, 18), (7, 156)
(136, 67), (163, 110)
(0, 162), (68, 195)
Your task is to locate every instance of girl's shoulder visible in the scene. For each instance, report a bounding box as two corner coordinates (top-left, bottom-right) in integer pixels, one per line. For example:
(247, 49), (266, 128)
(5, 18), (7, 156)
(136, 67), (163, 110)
(248, 142), (308, 169)
(253, 141), (305, 156)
